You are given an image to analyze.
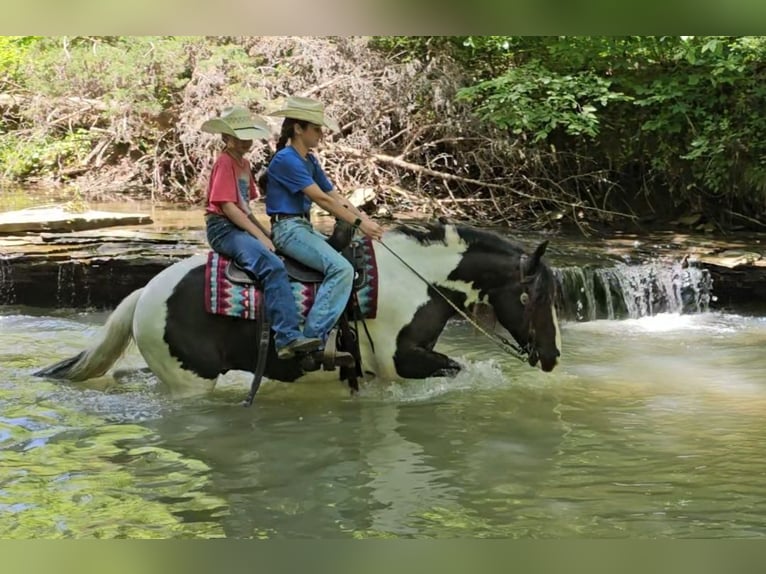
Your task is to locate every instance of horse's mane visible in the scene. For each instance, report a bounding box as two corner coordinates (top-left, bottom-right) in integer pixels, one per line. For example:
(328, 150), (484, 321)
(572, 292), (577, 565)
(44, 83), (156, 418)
(453, 225), (526, 257)
(393, 221), (525, 256)
(461, 226), (557, 306)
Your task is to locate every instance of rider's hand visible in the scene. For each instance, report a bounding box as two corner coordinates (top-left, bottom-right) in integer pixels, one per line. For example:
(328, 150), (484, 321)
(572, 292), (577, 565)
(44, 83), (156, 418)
(260, 237), (276, 252)
(359, 219), (384, 241)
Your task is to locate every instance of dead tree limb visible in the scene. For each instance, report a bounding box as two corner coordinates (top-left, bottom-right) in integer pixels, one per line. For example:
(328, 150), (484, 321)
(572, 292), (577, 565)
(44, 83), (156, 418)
(332, 144), (633, 220)
(333, 145), (541, 199)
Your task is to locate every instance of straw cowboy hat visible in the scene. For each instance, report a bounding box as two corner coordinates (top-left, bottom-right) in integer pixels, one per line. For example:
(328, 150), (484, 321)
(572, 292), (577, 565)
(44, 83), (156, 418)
(200, 106), (271, 140)
(268, 96), (340, 132)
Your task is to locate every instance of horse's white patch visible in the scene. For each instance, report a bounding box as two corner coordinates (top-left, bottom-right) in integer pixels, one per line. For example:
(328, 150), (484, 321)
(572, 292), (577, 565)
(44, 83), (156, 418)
(379, 227), (481, 303)
(493, 321), (513, 341)
(552, 304), (562, 355)
(438, 226), (484, 305)
(133, 255), (216, 397)
(367, 230), (479, 378)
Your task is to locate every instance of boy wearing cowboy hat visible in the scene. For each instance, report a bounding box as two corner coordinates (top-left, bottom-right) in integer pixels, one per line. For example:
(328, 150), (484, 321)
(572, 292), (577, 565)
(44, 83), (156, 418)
(264, 96), (384, 363)
(202, 106), (322, 360)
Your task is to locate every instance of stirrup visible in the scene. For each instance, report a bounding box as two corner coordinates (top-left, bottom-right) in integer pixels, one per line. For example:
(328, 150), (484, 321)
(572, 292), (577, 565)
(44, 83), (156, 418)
(316, 329), (355, 370)
(322, 328), (340, 370)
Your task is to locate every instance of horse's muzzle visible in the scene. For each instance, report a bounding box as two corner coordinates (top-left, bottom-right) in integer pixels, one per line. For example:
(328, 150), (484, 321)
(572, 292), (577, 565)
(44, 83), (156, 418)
(540, 358), (557, 372)
(529, 348), (558, 372)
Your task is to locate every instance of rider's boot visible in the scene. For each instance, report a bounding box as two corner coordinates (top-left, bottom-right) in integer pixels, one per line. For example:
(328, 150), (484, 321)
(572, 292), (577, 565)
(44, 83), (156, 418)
(276, 336), (323, 360)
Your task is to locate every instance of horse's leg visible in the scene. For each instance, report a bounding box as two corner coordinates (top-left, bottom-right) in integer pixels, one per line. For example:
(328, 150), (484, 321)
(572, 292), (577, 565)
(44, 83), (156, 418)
(393, 295), (462, 378)
(395, 348), (461, 378)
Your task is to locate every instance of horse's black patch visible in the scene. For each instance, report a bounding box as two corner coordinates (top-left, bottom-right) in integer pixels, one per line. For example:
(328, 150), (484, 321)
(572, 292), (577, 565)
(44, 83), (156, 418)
(454, 225), (557, 307)
(393, 285), (465, 378)
(164, 264), (306, 382)
(164, 265), (262, 380)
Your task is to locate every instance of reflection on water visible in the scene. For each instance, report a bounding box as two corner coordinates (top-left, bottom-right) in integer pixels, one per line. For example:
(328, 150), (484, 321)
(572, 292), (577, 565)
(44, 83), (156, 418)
(0, 187), (62, 212)
(74, 200), (206, 232)
(2, 307), (766, 538)
(0, 188), (204, 233)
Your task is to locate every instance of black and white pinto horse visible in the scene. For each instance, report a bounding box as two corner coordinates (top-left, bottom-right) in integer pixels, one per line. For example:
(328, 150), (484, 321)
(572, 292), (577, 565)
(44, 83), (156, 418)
(36, 221), (561, 398)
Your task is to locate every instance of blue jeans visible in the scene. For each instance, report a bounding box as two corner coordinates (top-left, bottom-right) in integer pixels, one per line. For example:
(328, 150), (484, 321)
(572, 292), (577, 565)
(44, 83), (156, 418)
(271, 217), (354, 343)
(206, 214), (305, 350)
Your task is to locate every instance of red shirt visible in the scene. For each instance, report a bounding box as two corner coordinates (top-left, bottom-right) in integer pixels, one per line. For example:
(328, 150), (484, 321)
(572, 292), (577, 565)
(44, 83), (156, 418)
(205, 152), (259, 216)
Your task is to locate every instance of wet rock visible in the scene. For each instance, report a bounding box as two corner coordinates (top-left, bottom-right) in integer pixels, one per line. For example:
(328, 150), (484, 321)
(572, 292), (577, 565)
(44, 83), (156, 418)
(0, 207), (152, 234)
(0, 229), (204, 308)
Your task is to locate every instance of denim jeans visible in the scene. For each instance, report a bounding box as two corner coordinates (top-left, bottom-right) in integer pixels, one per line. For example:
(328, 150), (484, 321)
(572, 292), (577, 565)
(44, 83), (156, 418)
(271, 217), (354, 343)
(206, 214), (305, 350)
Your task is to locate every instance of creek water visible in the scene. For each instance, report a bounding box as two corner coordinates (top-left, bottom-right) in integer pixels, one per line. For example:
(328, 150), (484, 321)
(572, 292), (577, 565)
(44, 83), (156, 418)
(2, 306), (766, 538)
(3, 192), (766, 538)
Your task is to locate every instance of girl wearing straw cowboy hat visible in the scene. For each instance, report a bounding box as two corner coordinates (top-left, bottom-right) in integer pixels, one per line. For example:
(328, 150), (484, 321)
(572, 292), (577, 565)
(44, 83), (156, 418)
(202, 106), (322, 360)
(265, 95), (385, 358)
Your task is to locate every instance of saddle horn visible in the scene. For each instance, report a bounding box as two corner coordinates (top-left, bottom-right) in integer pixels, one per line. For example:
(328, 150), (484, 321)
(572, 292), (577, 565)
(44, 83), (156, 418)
(326, 219), (356, 252)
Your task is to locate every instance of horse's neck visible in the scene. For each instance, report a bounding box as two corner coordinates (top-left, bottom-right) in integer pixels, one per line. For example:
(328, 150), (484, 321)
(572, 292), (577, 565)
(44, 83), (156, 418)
(380, 226), (467, 283)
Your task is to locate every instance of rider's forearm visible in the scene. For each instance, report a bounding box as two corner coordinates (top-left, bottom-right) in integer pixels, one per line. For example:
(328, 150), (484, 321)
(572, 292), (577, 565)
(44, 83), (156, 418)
(327, 190), (368, 221)
(246, 212), (271, 238)
(221, 202), (271, 243)
(311, 193), (361, 226)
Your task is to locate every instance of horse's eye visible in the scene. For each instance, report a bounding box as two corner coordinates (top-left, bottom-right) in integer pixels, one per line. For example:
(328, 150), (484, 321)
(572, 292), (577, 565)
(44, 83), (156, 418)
(520, 292), (529, 305)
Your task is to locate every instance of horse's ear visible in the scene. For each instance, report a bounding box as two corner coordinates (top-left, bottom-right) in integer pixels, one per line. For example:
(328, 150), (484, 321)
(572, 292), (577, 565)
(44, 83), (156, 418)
(524, 240), (549, 275)
(428, 217), (448, 230)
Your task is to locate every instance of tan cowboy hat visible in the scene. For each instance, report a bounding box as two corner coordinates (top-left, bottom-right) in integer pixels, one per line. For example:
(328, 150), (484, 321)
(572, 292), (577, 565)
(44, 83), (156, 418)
(268, 96), (340, 132)
(200, 106), (271, 140)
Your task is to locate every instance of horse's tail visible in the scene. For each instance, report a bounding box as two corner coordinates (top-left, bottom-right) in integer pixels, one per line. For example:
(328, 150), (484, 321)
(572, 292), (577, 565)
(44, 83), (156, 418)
(34, 288), (143, 381)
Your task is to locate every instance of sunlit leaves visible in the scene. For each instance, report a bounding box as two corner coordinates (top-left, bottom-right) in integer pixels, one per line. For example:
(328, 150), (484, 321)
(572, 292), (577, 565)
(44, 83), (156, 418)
(457, 62), (630, 141)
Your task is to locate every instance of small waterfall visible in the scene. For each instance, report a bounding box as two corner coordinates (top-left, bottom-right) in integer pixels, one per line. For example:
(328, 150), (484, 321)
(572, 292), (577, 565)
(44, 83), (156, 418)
(556, 259), (712, 321)
(0, 256), (16, 305)
(56, 262), (81, 308)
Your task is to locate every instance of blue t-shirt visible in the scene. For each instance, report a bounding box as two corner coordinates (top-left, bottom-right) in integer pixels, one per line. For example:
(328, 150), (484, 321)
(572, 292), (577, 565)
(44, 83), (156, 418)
(265, 147), (334, 215)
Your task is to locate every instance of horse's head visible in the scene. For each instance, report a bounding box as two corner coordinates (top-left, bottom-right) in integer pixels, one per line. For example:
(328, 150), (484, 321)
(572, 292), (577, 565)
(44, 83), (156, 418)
(391, 222), (561, 372)
(486, 240), (560, 371)
(452, 227), (561, 372)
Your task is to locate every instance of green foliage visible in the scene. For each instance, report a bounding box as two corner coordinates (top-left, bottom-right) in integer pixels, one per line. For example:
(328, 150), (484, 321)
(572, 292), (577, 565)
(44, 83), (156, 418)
(448, 36), (766, 220)
(0, 36), (42, 84)
(22, 36), (198, 113)
(193, 41), (268, 105)
(457, 61), (630, 141)
(3, 36), (766, 225)
(614, 36), (766, 206)
(0, 129), (94, 179)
